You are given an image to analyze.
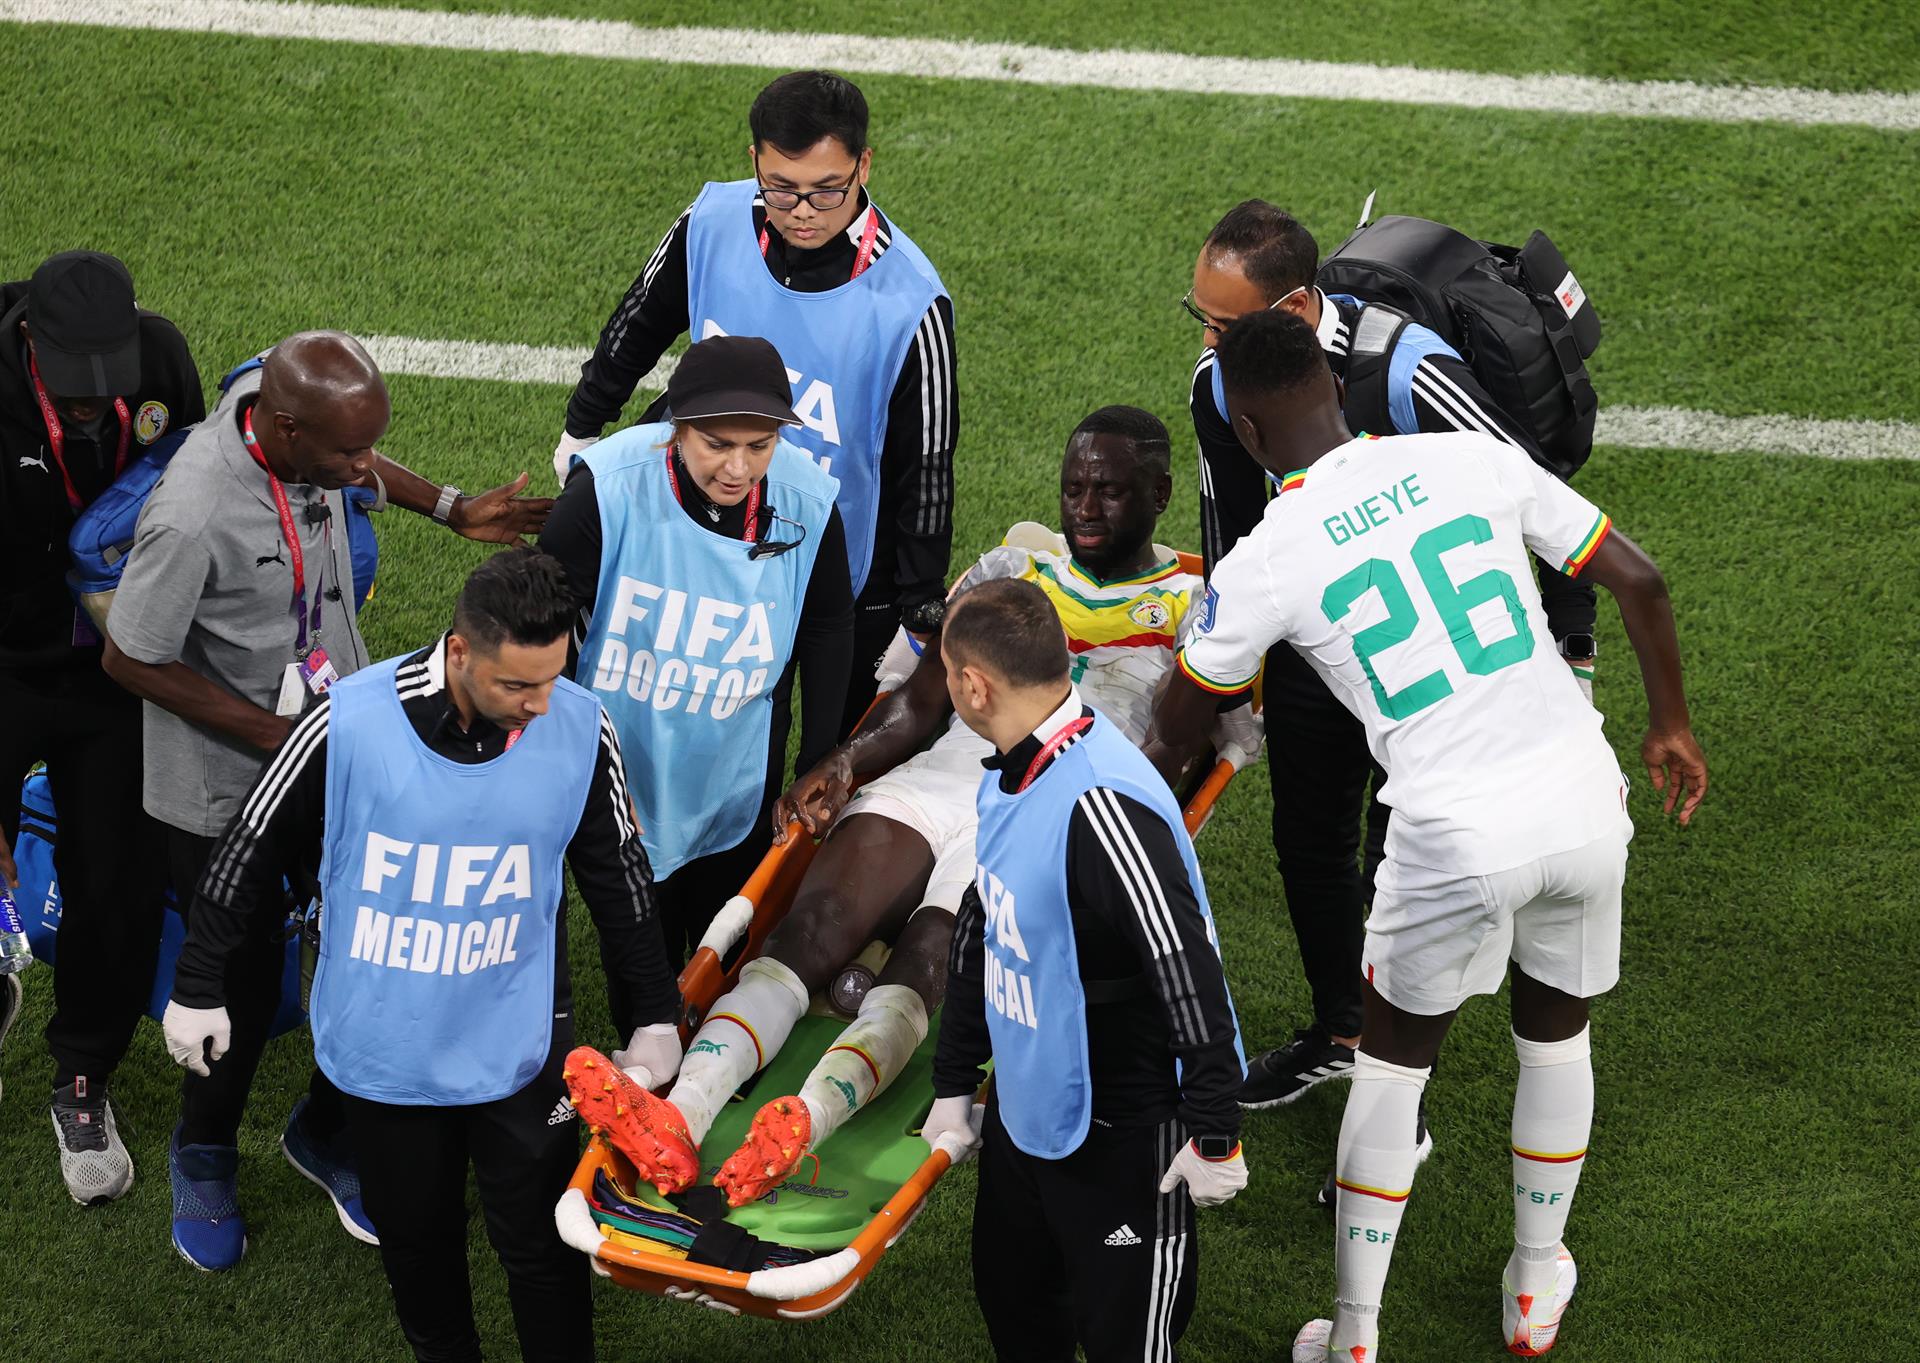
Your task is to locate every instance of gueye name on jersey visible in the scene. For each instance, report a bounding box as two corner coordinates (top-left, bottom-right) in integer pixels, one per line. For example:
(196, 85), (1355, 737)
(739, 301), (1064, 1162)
(979, 869), (1040, 1032)
(346, 834), (536, 976)
(590, 576), (778, 718)
(700, 318), (841, 460)
(1323, 473), (1429, 547)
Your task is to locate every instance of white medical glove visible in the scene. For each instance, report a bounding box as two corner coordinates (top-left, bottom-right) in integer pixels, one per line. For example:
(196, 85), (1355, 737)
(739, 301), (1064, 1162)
(921, 1094), (985, 1165)
(612, 1022), (683, 1090)
(163, 1000), (232, 1078)
(1210, 704), (1266, 772)
(552, 430), (600, 488)
(1158, 1138), (1248, 1208)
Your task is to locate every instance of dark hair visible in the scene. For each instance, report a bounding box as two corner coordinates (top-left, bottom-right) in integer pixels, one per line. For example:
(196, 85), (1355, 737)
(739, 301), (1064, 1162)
(750, 71), (869, 158)
(1214, 309), (1330, 400)
(1203, 200), (1319, 298)
(944, 578), (1068, 689)
(452, 548), (578, 653)
(1069, 404), (1172, 474)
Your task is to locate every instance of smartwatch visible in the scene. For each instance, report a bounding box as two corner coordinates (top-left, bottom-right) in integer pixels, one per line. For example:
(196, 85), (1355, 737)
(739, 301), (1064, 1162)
(1193, 1134), (1237, 1161)
(901, 597), (947, 635)
(1556, 633), (1597, 660)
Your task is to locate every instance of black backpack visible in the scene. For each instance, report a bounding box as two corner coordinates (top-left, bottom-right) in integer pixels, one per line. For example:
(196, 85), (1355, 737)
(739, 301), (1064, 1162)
(1317, 208), (1602, 478)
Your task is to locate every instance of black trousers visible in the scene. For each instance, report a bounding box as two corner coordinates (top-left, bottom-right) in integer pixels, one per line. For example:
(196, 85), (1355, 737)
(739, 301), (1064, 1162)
(167, 827), (344, 1147)
(0, 664), (168, 1087)
(343, 1022), (591, 1363)
(973, 1097), (1198, 1363)
(838, 590), (901, 739)
(1265, 643), (1390, 1041)
(1536, 554), (1598, 643)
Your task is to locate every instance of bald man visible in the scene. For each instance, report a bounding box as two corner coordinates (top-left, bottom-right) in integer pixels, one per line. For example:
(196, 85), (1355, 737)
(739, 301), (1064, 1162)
(103, 330), (549, 1272)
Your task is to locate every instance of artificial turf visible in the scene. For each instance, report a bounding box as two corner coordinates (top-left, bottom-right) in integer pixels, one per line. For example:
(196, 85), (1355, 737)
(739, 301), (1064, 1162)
(0, 6), (1916, 1361)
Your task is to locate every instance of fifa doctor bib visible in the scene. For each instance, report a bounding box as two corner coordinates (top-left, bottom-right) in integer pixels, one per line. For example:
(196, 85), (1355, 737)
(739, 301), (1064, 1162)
(576, 424), (838, 879)
(684, 178), (946, 597)
(973, 711), (1243, 1159)
(312, 655), (599, 1105)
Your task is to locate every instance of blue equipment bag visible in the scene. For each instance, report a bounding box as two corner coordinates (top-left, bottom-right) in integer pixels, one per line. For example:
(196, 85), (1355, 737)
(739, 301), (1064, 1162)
(66, 352), (381, 623)
(14, 771), (306, 1037)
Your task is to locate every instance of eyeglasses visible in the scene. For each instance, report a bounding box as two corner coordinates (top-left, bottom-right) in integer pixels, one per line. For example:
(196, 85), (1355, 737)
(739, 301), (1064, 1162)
(749, 508), (810, 560)
(756, 180), (856, 212)
(1181, 284), (1309, 334)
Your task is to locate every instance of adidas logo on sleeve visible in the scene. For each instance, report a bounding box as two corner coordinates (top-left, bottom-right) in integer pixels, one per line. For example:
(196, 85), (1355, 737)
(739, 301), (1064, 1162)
(547, 1097), (577, 1126)
(1104, 1224), (1142, 1247)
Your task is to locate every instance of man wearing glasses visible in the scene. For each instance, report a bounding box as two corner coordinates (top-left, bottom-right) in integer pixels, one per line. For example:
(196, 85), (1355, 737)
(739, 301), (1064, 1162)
(1183, 200), (1599, 1126)
(556, 70), (956, 739)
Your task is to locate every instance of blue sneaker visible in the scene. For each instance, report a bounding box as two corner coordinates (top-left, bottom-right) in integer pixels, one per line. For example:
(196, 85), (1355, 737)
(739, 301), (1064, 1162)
(169, 1128), (247, 1271)
(281, 1097), (378, 1246)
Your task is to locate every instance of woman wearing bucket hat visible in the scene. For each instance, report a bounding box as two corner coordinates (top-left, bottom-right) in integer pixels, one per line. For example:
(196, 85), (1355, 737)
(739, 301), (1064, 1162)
(543, 334), (853, 1032)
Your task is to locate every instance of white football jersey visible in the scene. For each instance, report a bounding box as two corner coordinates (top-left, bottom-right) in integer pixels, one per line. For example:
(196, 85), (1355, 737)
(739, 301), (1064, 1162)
(1180, 432), (1628, 875)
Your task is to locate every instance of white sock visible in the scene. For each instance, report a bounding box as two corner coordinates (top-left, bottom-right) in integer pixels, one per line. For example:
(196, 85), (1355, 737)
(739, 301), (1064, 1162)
(1510, 1026), (1592, 1296)
(797, 984), (929, 1142)
(668, 957), (809, 1141)
(1332, 1051), (1431, 1354)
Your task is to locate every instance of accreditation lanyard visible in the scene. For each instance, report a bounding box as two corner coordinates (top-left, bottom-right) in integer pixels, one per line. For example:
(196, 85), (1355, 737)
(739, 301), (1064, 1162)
(1014, 717), (1092, 794)
(758, 206), (881, 282)
(240, 407), (324, 656)
(26, 354), (131, 513)
(666, 446), (763, 544)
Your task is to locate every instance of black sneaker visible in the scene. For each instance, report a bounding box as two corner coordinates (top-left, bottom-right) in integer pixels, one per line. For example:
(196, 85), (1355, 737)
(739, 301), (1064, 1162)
(1316, 1093), (1435, 1209)
(1239, 1027), (1356, 1109)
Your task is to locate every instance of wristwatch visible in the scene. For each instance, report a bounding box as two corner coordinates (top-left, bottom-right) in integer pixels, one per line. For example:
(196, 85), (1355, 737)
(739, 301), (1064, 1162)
(901, 597), (947, 635)
(1193, 1134), (1237, 1161)
(430, 484), (463, 525)
(1556, 633), (1597, 660)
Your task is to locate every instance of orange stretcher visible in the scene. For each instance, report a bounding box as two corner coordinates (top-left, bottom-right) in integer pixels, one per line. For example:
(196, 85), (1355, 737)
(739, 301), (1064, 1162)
(556, 548), (1251, 1319)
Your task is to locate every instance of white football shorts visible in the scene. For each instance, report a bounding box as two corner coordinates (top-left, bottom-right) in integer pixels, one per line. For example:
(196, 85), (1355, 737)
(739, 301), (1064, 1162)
(1363, 825), (1632, 1017)
(832, 728), (988, 916)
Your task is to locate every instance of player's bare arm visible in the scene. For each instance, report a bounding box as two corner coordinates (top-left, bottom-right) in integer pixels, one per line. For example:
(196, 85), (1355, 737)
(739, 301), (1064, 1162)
(1579, 529), (1708, 825)
(1143, 667), (1230, 785)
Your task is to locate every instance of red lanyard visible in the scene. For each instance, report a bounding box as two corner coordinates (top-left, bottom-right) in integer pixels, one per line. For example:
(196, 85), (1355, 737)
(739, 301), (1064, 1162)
(26, 353), (131, 513)
(240, 407), (323, 655)
(666, 445), (762, 543)
(1015, 717), (1092, 794)
(758, 206), (881, 282)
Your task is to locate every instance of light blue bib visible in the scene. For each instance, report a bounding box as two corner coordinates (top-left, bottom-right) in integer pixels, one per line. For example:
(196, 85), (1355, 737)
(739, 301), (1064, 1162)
(575, 424), (837, 878)
(684, 179), (946, 597)
(312, 654), (599, 1105)
(973, 711), (1241, 1158)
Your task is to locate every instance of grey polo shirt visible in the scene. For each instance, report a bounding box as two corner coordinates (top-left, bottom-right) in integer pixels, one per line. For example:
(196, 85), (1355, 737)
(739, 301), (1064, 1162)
(109, 367), (369, 836)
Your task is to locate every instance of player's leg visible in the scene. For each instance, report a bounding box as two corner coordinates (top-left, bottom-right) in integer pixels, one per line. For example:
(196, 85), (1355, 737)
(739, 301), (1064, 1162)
(1247, 645), (1370, 1107)
(973, 1097), (1077, 1363)
(1058, 1115), (1197, 1363)
(472, 1026), (593, 1363)
(345, 1090), (478, 1361)
(1300, 857), (1508, 1361)
(1500, 829), (1627, 1355)
(711, 812), (951, 1204)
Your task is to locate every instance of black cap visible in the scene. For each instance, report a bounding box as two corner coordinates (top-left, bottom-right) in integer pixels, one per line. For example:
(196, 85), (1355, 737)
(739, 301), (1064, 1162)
(666, 335), (800, 426)
(25, 251), (141, 398)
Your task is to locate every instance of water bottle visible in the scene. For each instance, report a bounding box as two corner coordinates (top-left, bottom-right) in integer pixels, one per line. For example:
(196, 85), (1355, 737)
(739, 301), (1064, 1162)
(0, 885), (34, 975)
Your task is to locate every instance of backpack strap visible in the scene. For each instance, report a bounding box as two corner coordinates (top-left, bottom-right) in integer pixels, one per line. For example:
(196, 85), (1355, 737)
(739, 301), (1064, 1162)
(1341, 303), (1414, 437)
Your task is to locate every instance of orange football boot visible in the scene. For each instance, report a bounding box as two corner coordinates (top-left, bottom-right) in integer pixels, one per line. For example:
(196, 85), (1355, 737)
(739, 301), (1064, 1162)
(563, 1046), (698, 1196)
(713, 1095), (812, 1208)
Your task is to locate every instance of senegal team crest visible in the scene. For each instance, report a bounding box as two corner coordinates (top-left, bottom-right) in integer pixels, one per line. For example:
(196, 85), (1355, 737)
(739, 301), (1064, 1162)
(1128, 598), (1171, 631)
(134, 400), (169, 445)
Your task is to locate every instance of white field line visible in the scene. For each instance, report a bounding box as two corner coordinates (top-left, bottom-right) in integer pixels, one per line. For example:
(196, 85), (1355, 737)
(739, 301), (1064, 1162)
(362, 334), (1918, 461)
(4, 0), (1918, 132)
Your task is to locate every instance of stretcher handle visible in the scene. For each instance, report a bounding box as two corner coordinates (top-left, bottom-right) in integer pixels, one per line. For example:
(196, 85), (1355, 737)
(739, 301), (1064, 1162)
(1181, 758), (1234, 838)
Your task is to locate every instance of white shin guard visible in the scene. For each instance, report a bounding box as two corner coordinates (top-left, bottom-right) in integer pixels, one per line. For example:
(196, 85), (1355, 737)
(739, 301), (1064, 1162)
(670, 956), (810, 1141)
(798, 984), (929, 1143)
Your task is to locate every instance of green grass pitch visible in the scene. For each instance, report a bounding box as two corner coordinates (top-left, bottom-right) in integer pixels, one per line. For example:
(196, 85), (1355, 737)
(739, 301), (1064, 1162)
(1, 3), (1917, 1360)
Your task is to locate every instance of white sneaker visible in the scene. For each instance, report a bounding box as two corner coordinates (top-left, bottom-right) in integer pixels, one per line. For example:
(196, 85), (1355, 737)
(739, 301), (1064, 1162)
(1292, 1318), (1376, 1362)
(1502, 1243), (1578, 1356)
(51, 1077), (135, 1206)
